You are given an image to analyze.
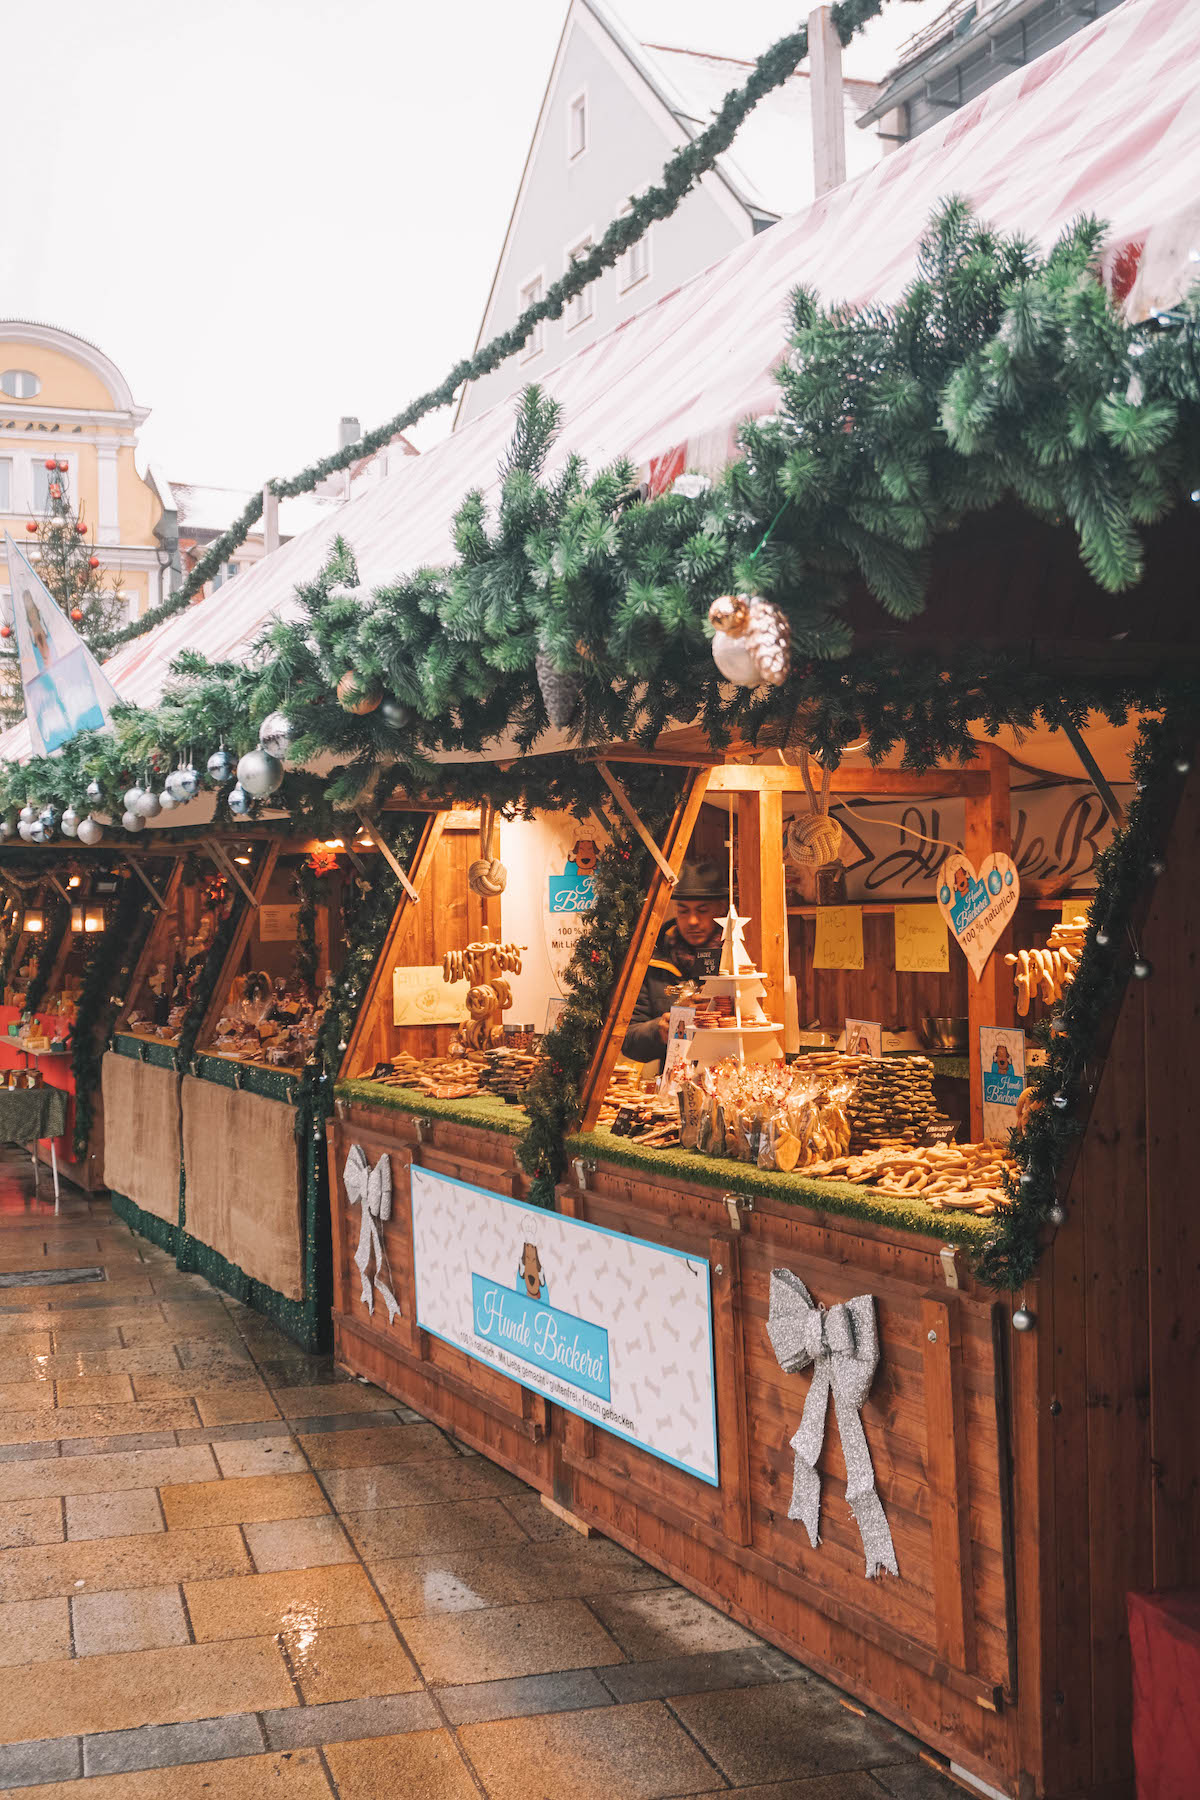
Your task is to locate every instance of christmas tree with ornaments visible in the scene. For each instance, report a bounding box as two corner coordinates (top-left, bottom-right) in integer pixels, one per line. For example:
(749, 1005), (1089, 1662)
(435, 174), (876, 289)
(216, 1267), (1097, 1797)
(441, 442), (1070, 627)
(0, 461), (127, 726)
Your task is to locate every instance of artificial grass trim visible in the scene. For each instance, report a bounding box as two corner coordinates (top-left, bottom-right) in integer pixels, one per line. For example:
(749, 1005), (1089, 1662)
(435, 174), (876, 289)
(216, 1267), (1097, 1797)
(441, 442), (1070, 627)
(336, 1079), (528, 1136)
(565, 1127), (994, 1247)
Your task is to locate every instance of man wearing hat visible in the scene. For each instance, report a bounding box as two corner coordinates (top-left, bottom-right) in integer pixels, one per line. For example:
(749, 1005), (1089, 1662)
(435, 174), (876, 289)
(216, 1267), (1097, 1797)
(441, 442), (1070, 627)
(623, 860), (726, 1063)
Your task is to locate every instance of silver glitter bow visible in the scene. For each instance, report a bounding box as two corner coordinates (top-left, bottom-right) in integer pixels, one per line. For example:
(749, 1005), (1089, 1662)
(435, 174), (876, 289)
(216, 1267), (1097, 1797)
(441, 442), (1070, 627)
(344, 1145), (399, 1323)
(766, 1268), (898, 1579)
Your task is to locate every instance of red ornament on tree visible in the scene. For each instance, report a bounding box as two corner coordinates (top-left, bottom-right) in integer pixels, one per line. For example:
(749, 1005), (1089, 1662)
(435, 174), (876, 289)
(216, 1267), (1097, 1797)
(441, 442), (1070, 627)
(0, 626), (11, 640)
(70, 608), (84, 622)
(43, 458), (57, 471)
(75, 521), (88, 536)
(49, 484), (61, 500)
(24, 521), (37, 534)
(88, 556), (100, 569)
(56, 460), (68, 472)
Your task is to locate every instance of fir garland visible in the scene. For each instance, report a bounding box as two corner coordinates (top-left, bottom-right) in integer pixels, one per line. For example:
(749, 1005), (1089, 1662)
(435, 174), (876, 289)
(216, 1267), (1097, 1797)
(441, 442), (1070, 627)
(90, 0), (888, 658)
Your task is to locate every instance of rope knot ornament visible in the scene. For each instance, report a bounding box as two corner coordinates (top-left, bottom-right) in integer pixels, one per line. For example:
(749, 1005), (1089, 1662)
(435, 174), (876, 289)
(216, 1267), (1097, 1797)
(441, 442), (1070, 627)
(468, 799), (508, 897)
(343, 1144), (399, 1323)
(785, 748), (844, 869)
(766, 1267), (899, 1580)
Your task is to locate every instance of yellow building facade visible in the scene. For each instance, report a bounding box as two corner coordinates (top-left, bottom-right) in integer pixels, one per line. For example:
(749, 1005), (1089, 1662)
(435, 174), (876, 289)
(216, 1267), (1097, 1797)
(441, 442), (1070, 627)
(0, 321), (169, 622)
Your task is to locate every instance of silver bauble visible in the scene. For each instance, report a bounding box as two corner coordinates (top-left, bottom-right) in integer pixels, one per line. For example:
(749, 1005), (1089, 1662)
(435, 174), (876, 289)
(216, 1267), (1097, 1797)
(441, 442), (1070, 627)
(158, 789), (179, 811)
(227, 783), (252, 816)
(61, 806), (79, 837)
(85, 780), (103, 804)
(39, 806), (57, 829)
(0, 819), (13, 840)
(1048, 1203), (1067, 1227)
(236, 748), (283, 798)
(1012, 1306), (1036, 1333)
(30, 819), (51, 844)
(134, 790), (161, 819)
(379, 697), (412, 731)
(175, 765), (200, 801)
(121, 810), (145, 833)
(76, 817), (103, 846)
(207, 749), (234, 784)
(257, 711), (294, 760)
(163, 770), (184, 799)
(18, 804), (34, 824)
(17, 821), (33, 841)
(123, 786), (144, 813)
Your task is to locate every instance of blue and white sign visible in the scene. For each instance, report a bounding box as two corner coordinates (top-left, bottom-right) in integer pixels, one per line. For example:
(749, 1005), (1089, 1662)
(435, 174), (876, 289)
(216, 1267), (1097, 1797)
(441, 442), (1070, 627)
(411, 1166), (719, 1485)
(980, 1025), (1026, 1141)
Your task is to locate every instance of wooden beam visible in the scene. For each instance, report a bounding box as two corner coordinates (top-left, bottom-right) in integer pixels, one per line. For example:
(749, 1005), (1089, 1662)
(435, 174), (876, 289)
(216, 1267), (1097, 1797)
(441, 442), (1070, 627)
(921, 1293), (978, 1673)
(965, 747), (1013, 1138)
(193, 838), (280, 1061)
(706, 765), (990, 797)
(737, 787), (786, 1023)
(339, 811), (449, 1081)
(809, 6), (847, 195)
(577, 768), (711, 1130)
(119, 864), (183, 1026)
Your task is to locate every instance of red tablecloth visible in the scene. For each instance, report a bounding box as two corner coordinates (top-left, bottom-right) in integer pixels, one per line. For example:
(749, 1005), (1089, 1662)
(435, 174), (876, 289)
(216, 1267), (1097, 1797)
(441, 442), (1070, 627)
(1129, 1590), (1200, 1800)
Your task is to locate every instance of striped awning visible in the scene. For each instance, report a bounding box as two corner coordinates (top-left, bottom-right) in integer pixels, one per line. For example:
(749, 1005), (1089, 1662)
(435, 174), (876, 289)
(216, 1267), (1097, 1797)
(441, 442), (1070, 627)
(3, 0), (1196, 763)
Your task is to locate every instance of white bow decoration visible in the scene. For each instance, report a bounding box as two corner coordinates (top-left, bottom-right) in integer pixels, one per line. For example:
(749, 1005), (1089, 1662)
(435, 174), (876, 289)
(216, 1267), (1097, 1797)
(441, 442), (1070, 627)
(766, 1268), (898, 1579)
(344, 1145), (399, 1323)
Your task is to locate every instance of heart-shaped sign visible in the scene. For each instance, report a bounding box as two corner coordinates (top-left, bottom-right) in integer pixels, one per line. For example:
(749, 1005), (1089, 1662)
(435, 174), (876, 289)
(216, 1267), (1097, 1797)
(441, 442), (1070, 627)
(936, 852), (1020, 979)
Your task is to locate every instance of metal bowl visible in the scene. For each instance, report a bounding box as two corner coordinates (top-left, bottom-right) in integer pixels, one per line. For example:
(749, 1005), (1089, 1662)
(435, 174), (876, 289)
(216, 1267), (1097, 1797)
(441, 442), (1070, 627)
(920, 1015), (968, 1054)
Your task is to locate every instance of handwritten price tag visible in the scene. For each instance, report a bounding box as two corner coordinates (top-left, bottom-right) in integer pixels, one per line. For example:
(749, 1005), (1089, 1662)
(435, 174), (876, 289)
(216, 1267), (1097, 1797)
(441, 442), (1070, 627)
(813, 905), (864, 970)
(893, 905), (949, 973)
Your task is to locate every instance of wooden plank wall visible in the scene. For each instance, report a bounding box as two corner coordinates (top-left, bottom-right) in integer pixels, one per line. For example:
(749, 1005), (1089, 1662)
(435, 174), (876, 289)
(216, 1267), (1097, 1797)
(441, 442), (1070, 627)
(1032, 758), (1200, 1799)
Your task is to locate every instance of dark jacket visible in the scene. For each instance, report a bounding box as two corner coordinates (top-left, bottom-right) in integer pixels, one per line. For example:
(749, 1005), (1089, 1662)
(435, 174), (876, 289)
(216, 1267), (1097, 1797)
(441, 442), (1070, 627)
(622, 921), (723, 1064)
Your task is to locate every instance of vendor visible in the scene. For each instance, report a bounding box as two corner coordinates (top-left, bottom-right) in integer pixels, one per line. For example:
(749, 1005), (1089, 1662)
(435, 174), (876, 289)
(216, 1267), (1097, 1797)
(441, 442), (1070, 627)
(623, 860), (726, 1063)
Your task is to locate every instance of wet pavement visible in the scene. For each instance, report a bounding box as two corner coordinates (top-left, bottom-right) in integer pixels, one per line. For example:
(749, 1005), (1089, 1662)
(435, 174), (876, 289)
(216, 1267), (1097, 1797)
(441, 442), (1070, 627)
(0, 1155), (963, 1799)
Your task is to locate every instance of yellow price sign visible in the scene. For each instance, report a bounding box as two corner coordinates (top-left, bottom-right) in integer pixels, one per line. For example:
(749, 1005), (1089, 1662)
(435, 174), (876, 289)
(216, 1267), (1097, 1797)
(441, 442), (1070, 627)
(813, 905), (864, 970)
(893, 905), (949, 973)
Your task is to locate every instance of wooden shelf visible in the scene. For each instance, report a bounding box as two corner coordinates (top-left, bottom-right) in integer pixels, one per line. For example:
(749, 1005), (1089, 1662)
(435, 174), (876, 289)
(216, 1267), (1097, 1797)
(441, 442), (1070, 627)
(787, 896), (1093, 918)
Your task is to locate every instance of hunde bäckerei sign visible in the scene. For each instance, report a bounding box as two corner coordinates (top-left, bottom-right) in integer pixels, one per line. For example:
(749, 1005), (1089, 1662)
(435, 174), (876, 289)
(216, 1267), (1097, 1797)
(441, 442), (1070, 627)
(410, 1167), (718, 1485)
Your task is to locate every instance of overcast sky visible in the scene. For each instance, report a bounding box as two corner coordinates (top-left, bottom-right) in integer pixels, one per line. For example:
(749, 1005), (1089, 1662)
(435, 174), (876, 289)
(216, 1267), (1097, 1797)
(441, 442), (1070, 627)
(1, 0), (946, 491)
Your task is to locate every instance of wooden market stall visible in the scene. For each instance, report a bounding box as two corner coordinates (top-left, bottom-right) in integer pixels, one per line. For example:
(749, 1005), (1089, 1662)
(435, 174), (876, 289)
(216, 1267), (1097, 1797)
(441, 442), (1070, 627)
(323, 505), (1200, 1800)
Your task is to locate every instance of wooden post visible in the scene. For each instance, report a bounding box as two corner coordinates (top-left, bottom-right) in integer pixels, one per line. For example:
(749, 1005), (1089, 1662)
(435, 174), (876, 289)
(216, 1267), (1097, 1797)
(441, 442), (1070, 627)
(577, 768), (711, 1130)
(262, 484), (280, 555)
(340, 812), (448, 1080)
(965, 746), (1013, 1138)
(808, 6), (847, 196)
(737, 784), (787, 1023)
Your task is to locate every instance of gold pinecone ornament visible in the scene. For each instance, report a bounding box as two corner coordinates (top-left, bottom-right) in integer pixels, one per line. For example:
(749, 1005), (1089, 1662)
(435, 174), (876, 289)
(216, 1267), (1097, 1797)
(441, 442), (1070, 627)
(708, 594), (791, 687)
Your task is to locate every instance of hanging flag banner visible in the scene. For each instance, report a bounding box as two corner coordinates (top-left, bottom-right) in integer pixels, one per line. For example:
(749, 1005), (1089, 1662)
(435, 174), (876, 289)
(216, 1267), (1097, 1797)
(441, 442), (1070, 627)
(936, 852), (1020, 979)
(4, 534), (121, 755)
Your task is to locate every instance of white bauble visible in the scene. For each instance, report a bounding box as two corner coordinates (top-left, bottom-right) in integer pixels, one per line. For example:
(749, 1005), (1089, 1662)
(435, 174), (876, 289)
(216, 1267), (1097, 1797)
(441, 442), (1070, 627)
(134, 790), (161, 819)
(61, 806), (79, 837)
(0, 819), (13, 840)
(257, 711), (294, 761)
(711, 630), (761, 686)
(76, 817), (103, 846)
(227, 783), (252, 816)
(29, 819), (49, 844)
(176, 765), (200, 801)
(121, 810), (145, 833)
(17, 821), (33, 841)
(207, 748), (234, 784)
(123, 786), (144, 813)
(158, 789), (179, 811)
(86, 780), (103, 804)
(236, 749), (284, 798)
(18, 804), (34, 824)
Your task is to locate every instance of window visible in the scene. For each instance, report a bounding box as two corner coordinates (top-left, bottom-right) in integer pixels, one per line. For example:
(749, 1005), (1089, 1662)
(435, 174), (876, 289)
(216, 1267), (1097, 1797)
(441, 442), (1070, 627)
(564, 236), (594, 331)
(518, 274), (545, 361)
(0, 369), (40, 399)
(618, 213), (651, 295)
(0, 459), (10, 512)
(567, 89), (587, 160)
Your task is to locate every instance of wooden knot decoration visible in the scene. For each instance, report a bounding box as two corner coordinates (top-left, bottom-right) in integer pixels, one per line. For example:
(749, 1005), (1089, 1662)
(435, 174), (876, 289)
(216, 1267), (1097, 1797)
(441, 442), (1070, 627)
(708, 593), (791, 688)
(468, 800), (508, 897)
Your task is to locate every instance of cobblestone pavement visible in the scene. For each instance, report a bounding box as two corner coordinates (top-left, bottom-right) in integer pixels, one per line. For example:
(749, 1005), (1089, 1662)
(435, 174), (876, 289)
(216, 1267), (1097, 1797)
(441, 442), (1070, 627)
(0, 1160), (965, 1799)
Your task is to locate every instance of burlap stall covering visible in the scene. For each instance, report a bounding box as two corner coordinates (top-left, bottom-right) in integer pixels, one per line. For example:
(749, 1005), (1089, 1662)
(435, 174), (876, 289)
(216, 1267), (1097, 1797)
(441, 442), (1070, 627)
(180, 1076), (304, 1301)
(100, 1052), (181, 1224)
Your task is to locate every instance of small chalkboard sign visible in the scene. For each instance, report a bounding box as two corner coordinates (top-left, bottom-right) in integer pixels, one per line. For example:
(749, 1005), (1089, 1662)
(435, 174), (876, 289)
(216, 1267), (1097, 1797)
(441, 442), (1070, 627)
(923, 1120), (961, 1146)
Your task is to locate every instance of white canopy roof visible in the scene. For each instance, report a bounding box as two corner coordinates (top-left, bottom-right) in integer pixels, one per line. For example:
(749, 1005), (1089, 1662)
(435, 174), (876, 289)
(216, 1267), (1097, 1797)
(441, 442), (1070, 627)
(2, 0), (1196, 766)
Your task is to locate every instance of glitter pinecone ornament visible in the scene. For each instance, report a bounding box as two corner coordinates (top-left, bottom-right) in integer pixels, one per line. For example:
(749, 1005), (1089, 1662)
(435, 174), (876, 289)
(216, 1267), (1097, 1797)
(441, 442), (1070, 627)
(534, 650), (581, 729)
(708, 594), (791, 688)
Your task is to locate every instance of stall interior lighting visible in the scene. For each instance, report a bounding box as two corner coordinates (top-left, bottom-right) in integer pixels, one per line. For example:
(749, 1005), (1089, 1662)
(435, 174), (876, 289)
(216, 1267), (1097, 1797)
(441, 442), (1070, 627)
(323, 838), (344, 849)
(84, 906), (105, 932)
(22, 909), (44, 933)
(70, 905), (84, 932)
(233, 854), (251, 865)
(67, 875), (81, 889)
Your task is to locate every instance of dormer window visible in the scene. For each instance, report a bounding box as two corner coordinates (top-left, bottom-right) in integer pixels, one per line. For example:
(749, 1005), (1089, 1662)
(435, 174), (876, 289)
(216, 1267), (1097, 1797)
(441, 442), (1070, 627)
(0, 369), (40, 399)
(568, 90), (587, 160)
